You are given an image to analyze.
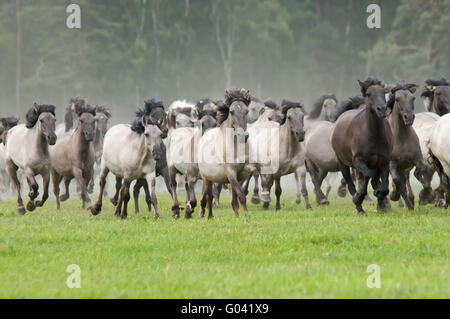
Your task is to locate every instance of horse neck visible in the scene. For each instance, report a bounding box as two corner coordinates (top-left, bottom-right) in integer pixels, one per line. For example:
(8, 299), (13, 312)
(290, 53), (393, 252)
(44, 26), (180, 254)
(73, 124), (91, 152)
(279, 121), (296, 159)
(93, 126), (103, 152)
(364, 105), (385, 138)
(29, 123), (48, 154)
(390, 103), (408, 140)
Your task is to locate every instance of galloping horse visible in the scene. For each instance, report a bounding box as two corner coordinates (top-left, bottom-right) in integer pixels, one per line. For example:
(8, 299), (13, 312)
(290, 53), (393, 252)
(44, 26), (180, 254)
(6, 103), (57, 215)
(90, 106), (164, 219)
(198, 89), (251, 218)
(332, 77), (393, 214)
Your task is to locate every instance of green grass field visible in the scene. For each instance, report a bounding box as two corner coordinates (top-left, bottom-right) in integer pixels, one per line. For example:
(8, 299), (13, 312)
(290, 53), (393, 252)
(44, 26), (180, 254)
(0, 192), (448, 298)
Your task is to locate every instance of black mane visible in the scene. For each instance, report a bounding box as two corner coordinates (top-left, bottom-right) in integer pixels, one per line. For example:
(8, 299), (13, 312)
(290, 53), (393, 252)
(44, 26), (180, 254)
(131, 99), (164, 134)
(359, 76), (383, 96)
(217, 89), (251, 124)
(309, 94), (337, 119)
(25, 104), (55, 128)
(336, 95), (365, 118)
(65, 97), (86, 132)
(195, 98), (211, 112)
(94, 105), (111, 118)
(425, 77), (449, 87)
(1, 116), (19, 128)
(281, 99), (306, 113)
(264, 99), (279, 110)
(198, 109), (216, 119)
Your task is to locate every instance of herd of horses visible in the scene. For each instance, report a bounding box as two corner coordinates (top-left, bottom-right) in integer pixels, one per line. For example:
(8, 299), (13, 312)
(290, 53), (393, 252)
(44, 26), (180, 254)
(0, 76), (449, 219)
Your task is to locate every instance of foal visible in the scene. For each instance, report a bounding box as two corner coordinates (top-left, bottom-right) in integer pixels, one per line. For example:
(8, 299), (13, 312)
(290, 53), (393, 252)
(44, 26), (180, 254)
(332, 77), (393, 214)
(6, 103), (57, 214)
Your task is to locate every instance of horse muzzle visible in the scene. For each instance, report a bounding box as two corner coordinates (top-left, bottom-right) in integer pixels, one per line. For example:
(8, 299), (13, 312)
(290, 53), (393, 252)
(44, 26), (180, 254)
(403, 114), (415, 126)
(296, 131), (305, 142)
(236, 131), (249, 143)
(47, 134), (57, 145)
(152, 150), (162, 161)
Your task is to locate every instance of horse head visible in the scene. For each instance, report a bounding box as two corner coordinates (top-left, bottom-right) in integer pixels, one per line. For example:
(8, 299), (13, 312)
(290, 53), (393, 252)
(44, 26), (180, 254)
(142, 116), (163, 161)
(26, 103), (57, 145)
(223, 88), (251, 143)
(388, 82), (417, 126)
(358, 77), (389, 119)
(422, 77), (450, 116)
(281, 100), (306, 142)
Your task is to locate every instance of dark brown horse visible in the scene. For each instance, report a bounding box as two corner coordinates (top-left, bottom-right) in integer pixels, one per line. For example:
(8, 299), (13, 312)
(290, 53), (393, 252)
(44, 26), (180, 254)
(421, 77), (450, 116)
(387, 82), (429, 210)
(332, 77), (393, 214)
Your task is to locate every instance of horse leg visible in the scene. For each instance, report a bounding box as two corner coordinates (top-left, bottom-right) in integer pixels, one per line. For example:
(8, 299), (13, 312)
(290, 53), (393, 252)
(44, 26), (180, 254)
(110, 176), (122, 206)
(24, 167), (38, 212)
(338, 160), (356, 196)
(306, 158), (328, 205)
(60, 177), (71, 202)
(405, 172), (415, 210)
(354, 158), (373, 214)
(415, 165), (434, 205)
(51, 169), (62, 210)
(225, 167), (248, 217)
(169, 167), (180, 219)
(35, 169), (50, 208)
(73, 167), (91, 209)
(231, 188), (239, 217)
(90, 167), (109, 216)
(275, 177), (282, 210)
(146, 173), (160, 219)
(374, 166), (390, 212)
(7, 163), (25, 215)
(325, 174), (332, 197)
(132, 179), (142, 213)
(251, 171), (260, 204)
(114, 181), (126, 218)
(260, 174), (273, 210)
(200, 181), (207, 218)
(337, 177), (347, 197)
(297, 165), (312, 210)
(141, 179), (152, 212)
(205, 179), (214, 219)
(294, 170), (302, 204)
(185, 172), (197, 218)
(212, 183), (222, 208)
(120, 180), (131, 220)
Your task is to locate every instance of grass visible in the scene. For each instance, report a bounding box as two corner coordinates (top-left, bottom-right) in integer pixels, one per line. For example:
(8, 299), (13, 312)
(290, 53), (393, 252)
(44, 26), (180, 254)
(0, 191), (448, 298)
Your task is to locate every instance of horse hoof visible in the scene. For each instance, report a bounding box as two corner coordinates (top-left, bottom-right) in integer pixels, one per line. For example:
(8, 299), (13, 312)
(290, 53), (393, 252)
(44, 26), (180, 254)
(275, 205), (281, 211)
(60, 194), (69, 202)
(357, 210), (366, 215)
(214, 203), (220, 208)
(110, 198), (118, 206)
(260, 193), (271, 203)
(337, 187), (347, 198)
(26, 201), (36, 212)
(296, 197), (301, 204)
(90, 203), (101, 216)
(251, 196), (260, 204)
(208, 215), (214, 219)
(435, 199), (446, 208)
(306, 204), (312, 210)
(318, 198), (330, 206)
(17, 206), (26, 215)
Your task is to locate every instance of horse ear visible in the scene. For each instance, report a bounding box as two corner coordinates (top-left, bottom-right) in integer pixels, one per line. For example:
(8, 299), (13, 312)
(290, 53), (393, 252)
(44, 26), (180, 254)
(259, 107), (265, 115)
(244, 89), (250, 101)
(407, 84), (418, 94)
(141, 116), (148, 127)
(357, 80), (364, 89)
(33, 102), (39, 111)
(225, 89), (231, 100)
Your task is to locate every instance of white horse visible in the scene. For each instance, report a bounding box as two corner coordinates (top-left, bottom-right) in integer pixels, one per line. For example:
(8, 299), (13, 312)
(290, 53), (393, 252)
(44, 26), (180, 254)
(166, 110), (217, 218)
(255, 100), (310, 210)
(5, 103), (57, 215)
(429, 113), (450, 208)
(198, 89), (251, 218)
(90, 114), (163, 219)
(411, 112), (440, 204)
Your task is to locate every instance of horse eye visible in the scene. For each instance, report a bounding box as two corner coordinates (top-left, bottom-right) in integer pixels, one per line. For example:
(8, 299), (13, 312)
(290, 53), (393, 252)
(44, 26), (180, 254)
(144, 133), (149, 137)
